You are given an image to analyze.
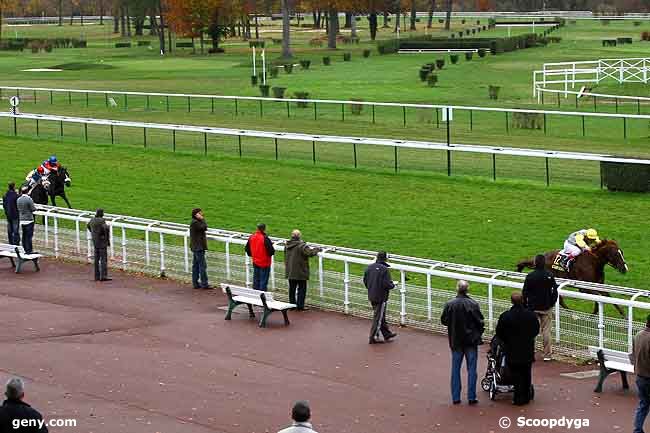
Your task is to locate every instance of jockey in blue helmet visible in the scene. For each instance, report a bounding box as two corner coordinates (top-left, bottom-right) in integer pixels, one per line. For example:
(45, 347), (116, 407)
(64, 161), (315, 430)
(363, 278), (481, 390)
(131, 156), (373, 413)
(44, 155), (60, 173)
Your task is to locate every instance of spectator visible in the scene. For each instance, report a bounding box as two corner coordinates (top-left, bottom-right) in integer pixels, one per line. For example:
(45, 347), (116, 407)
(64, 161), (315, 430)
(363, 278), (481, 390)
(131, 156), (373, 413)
(284, 230), (321, 311)
(0, 377), (48, 432)
(2, 182), (20, 246)
(522, 254), (559, 361)
(364, 251), (397, 344)
(16, 187), (36, 254)
(441, 280), (485, 405)
(496, 292), (540, 406)
(87, 209), (111, 282)
(631, 314), (650, 433)
(245, 223), (275, 291)
(277, 400), (318, 433)
(190, 208), (211, 290)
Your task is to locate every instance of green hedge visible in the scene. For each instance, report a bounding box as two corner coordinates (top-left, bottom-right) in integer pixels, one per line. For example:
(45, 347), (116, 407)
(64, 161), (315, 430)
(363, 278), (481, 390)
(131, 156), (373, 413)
(601, 162), (650, 192)
(377, 33), (545, 55)
(0, 37), (86, 51)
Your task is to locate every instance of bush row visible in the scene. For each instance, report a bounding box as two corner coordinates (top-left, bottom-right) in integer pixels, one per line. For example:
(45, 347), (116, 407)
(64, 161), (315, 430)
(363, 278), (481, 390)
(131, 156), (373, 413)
(0, 37), (86, 51)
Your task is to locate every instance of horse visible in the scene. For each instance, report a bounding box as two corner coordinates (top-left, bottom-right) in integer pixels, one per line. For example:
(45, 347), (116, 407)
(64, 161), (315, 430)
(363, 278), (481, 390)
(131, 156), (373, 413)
(516, 239), (628, 316)
(45, 166), (72, 208)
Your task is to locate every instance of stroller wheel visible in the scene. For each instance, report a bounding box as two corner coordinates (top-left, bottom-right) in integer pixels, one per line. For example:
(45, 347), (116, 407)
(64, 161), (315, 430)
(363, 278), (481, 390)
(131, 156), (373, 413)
(481, 377), (491, 392)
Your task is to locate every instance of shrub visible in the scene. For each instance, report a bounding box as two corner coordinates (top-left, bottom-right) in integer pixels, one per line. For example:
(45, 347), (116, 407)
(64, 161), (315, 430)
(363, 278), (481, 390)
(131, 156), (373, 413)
(208, 47), (225, 54)
(323, 56), (331, 65)
(299, 59), (311, 70)
(350, 99), (364, 115)
(259, 85), (270, 97)
(488, 85), (500, 100)
(294, 91), (310, 108)
(176, 41), (194, 48)
(272, 87), (286, 98)
(601, 161), (650, 192)
(458, 31), (464, 38)
(438, 19), (444, 24)
(115, 42), (131, 48)
(343, 52), (352, 61)
(634, 21), (642, 26)
(363, 49), (371, 58)
(478, 48), (486, 57)
(284, 63), (293, 74)
(30, 43), (40, 53)
(436, 58), (445, 69)
(137, 40), (151, 47)
(44, 44), (53, 53)
(465, 51), (473, 60)
(270, 66), (279, 78)
(427, 73), (438, 87)
(476, 20), (481, 25)
(472, 29), (476, 34)
(548, 36), (562, 43)
(450, 54), (459, 64)
(643, 31), (650, 41)
(466, 29), (471, 35)
(251, 75), (258, 86)
(602, 19), (610, 25)
(461, 19), (466, 24)
(419, 66), (432, 81)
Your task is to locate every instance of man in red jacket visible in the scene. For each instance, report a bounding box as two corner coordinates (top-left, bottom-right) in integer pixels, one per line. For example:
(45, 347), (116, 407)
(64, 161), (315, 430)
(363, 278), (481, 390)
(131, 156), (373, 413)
(245, 223), (275, 291)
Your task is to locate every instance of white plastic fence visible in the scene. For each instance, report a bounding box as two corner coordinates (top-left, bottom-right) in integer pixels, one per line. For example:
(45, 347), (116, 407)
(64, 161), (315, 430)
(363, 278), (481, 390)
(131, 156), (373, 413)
(1, 203), (648, 359)
(533, 58), (650, 98)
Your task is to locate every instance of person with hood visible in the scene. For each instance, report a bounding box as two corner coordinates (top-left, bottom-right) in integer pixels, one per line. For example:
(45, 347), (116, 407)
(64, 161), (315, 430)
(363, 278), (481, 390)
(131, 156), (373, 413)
(245, 223), (275, 291)
(364, 251), (397, 344)
(0, 378), (48, 432)
(284, 230), (321, 310)
(87, 208), (111, 282)
(3, 182), (20, 246)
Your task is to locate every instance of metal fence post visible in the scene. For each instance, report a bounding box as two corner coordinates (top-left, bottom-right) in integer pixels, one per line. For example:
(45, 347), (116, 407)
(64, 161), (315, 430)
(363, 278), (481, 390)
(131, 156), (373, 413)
(312, 141), (316, 164)
(353, 143), (357, 168)
(598, 302), (605, 348)
(399, 270), (406, 325)
(394, 146), (398, 173)
(159, 232), (166, 278)
(143, 128), (147, 148)
(343, 261), (350, 314)
(238, 135), (242, 157)
(274, 138), (279, 160)
(545, 158), (550, 186)
(172, 130), (176, 152)
(121, 227), (128, 270)
(492, 154), (496, 181)
(204, 132), (208, 156)
(110, 124), (114, 144)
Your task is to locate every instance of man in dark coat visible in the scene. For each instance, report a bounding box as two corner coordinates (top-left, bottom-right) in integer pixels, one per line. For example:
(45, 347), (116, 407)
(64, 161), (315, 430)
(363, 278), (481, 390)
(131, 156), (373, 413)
(0, 377), (48, 432)
(2, 182), (20, 246)
(87, 208), (111, 282)
(522, 254), (559, 361)
(496, 292), (540, 406)
(190, 208), (211, 290)
(441, 280), (485, 405)
(363, 251), (396, 344)
(284, 229), (321, 310)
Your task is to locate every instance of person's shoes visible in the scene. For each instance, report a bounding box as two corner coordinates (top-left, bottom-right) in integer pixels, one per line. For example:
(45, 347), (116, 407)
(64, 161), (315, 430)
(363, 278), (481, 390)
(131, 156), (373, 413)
(369, 338), (384, 344)
(297, 306), (310, 311)
(201, 285), (214, 290)
(468, 399), (479, 405)
(452, 400), (461, 405)
(193, 286), (201, 290)
(543, 356), (552, 362)
(513, 401), (529, 406)
(100, 278), (112, 281)
(384, 332), (398, 342)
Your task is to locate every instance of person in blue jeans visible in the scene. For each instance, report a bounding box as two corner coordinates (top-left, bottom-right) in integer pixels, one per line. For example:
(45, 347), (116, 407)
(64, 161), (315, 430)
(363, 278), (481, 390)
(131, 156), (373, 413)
(441, 280), (485, 405)
(2, 183), (20, 246)
(631, 315), (650, 433)
(189, 208), (211, 290)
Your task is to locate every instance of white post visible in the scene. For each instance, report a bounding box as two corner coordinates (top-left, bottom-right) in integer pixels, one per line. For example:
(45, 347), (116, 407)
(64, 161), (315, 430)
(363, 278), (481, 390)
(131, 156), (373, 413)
(225, 238), (231, 280)
(86, 225), (92, 263)
(252, 46), (256, 77)
(245, 255), (251, 288)
(426, 273), (432, 321)
(109, 224), (115, 258)
(121, 227), (127, 270)
(564, 70), (568, 98)
(53, 217), (59, 258)
(620, 61), (624, 83)
(318, 253), (325, 298)
(555, 294), (561, 343)
(598, 302), (605, 348)
(145, 229), (150, 265)
(74, 218), (80, 254)
(183, 234), (189, 273)
(159, 232), (165, 277)
(270, 254), (276, 290)
(628, 305), (635, 353)
(343, 261), (350, 314)
(572, 63), (576, 89)
(262, 49), (267, 85)
(399, 270), (406, 326)
(44, 214), (49, 246)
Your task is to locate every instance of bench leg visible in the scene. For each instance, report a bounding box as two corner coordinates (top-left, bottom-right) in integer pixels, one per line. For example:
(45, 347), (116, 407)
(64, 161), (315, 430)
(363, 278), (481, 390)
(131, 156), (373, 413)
(282, 310), (290, 326)
(15, 258), (23, 274)
(225, 300), (238, 320)
(594, 366), (608, 393)
(259, 308), (272, 328)
(8, 257), (16, 269)
(247, 304), (256, 319)
(33, 259), (40, 272)
(621, 371), (629, 390)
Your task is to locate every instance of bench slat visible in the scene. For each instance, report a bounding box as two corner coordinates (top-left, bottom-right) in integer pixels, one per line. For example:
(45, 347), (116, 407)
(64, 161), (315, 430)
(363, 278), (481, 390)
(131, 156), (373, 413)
(605, 361), (635, 373)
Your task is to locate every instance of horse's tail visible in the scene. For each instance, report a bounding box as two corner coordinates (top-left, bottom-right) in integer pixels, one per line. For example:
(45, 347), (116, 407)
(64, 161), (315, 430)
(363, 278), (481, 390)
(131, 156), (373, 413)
(516, 258), (534, 273)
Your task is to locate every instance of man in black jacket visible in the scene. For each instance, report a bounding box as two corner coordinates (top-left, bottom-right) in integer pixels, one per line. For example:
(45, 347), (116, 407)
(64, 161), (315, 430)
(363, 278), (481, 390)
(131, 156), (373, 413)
(190, 208), (211, 290)
(496, 292), (540, 406)
(0, 377), (48, 432)
(2, 182), (20, 246)
(441, 280), (485, 405)
(87, 208), (111, 282)
(522, 254), (559, 361)
(364, 251), (396, 344)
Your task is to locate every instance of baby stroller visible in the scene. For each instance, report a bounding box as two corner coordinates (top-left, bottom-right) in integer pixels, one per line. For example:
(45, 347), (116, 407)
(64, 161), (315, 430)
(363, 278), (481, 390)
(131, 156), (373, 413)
(481, 336), (534, 401)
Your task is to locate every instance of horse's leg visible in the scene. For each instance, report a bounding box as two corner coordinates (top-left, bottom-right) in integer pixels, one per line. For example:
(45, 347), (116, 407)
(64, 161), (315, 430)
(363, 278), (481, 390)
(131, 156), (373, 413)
(602, 292), (625, 317)
(50, 194), (57, 207)
(559, 295), (570, 310)
(61, 193), (72, 209)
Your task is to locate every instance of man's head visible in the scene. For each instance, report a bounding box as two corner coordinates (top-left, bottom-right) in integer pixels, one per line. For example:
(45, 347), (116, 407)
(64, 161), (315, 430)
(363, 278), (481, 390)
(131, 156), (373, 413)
(376, 251), (388, 263)
(5, 378), (24, 401)
(7, 182), (15, 191)
(457, 280), (469, 295)
(534, 254), (546, 270)
(291, 400), (311, 423)
(192, 208), (202, 219)
(20, 186), (29, 195)
(257, 223), (266, 233)
(511, 291), (523, 306)
(95, 208), (104, 218)
(291, 229), (301, 240)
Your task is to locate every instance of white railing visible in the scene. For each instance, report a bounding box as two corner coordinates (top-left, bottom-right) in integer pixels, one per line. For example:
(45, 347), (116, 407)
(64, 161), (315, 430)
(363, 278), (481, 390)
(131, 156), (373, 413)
(1, 202), (648, 358)
(533, 58), (650, 98)
(3, 111), (650, 168)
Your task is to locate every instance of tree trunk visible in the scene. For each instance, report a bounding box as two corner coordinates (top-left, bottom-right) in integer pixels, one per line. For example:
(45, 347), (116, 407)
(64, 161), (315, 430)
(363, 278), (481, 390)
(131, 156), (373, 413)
(368, 13), (378, 40)
(58, 0), (63, 26)
(120, 7), (126, 37)
(445, 0), (452, 30)
(383, 11), (389, 28)
(157, 0), (166, 54)
(344, 12), (352, 28)
(281, 0), (292, 58)
(150, 15), (158, 36)
(126, 5), (132, 37)
(427, 0), (436, 28)
(113, 9), (119, 33)
(255, 14), (259, 39)
(410, 0), (417, 30)
(394, 8), (400, 33)
(0, 3), (3, 44)
(327, 8), (338, 49)
(351, 14), (357, 39)
(99, 0), (104, 25)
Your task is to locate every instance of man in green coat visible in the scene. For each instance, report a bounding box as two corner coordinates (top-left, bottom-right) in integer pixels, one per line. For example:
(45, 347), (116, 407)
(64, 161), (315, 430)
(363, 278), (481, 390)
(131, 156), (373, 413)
(284, 230), (321, 310)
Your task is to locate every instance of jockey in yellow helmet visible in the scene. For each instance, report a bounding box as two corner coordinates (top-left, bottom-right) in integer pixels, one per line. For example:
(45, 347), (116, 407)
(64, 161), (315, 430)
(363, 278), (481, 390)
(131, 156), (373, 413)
(563, 228), (601, 258)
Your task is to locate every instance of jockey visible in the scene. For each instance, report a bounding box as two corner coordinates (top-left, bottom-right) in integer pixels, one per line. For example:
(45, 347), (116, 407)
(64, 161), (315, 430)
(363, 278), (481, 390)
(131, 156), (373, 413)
(563, 228), (601, 259)
(43, 155), (60, 173)
(25, 166), (45, 189)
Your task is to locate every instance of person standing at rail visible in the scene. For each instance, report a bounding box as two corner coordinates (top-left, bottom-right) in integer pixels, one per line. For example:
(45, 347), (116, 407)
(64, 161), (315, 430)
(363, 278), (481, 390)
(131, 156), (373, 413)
(631, 314), (650, 433)
(190, 208), (212, 290)
(16, 187), (36, 255)
(364, 251), (397, 344)
(245, 223), (275, 291)
(284, 229), (321, 311)
(523, 254), (559, 362)
(3, 182), (20, 246)
(87, 208), (111, 282)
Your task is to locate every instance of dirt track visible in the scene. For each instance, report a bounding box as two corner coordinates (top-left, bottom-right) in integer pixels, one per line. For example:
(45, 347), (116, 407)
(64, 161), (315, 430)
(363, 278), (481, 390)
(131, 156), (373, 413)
(0, 260), (636, 433)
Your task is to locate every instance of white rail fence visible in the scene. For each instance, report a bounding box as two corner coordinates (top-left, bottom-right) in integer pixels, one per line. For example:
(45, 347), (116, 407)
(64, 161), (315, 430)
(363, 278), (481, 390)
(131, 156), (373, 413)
(533, 58), (650, 98)
(1, 203), (648, 359)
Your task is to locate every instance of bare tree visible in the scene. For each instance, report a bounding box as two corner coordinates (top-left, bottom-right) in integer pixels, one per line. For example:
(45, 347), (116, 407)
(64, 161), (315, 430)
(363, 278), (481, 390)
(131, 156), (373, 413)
(281, 0), (292, 58)
(410, 0), (416, 30)
(427, 0), (435, 28)
(444, 0), (451, 30)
